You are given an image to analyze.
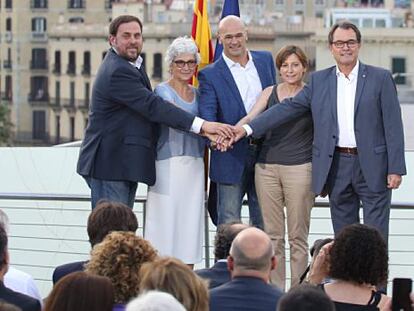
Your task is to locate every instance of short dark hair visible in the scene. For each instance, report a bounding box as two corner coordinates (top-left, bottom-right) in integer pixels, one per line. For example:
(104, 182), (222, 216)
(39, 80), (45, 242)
(278, 284), (335, 311)
(87, 200), (138, 247)
(275, 45), (308, 71)
(329, 224), (388, 286)
(0, 225), (8, 270)
(328, 21), (361, 44)
(214, 223), (247, 260)
(44, 271), (114, 311)
(109, 15), (143, 36)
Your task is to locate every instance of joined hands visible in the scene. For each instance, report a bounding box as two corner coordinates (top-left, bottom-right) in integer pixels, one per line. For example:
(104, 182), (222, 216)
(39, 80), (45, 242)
(200, 122), (248, 152)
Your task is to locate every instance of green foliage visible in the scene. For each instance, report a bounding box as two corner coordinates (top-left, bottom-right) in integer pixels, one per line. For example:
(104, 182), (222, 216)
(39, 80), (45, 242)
(0, 104), (13, 146)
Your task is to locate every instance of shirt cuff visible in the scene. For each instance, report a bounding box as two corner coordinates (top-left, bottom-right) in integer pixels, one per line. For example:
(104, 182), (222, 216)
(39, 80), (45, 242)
(243, 124), (253, 137)
(191, 116), (204, 134)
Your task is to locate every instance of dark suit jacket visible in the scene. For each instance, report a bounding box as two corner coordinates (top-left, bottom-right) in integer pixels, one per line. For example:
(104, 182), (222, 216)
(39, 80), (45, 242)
(250, 62), (406, 194)
(52, 260), (87, 285)
(198, 51), (276, 184)
(0, 281), (40, 311)
(209, 276), (283, 311)
(77, 49), (195, 185)
(195, 261), (230, 289)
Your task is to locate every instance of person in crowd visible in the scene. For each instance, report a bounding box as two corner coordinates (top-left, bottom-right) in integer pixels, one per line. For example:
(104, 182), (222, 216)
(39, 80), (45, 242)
(196, 222), (248, 288)
(198, 15), (276, 229)
(209, 227), (283, 311)
(278, 284), (335, 311)
(0, 300), (22, 311)
(52, 200), (138, 284)
(85, 232), (157, 311)
(44, 271), (114, 311)
(236, 45), (313, 290)
(310, 224), (390, 310)
(0, 226), (40, 311)
(139, 257), (208, 311)
(76, 14), (234, 209)
(0, 210), (42, 304)
(144, 37), (205, 268)
(126, 291), (186, 311)
(233, 21), (406, 243)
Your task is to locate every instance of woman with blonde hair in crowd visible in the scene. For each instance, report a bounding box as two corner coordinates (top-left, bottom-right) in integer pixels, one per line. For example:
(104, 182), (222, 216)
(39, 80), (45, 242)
(85, 231), (157, 311)
(139, 257), (209, 311)
(237, 45), (314, 290)
(144, 36), (205, 269)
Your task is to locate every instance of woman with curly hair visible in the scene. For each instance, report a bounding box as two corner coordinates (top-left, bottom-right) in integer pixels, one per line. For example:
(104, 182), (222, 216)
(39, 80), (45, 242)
(310, 224), (390, 310)
(139, 257), (208, 311)
(85, 231), (157, 311)
(44, 271), (114, 311)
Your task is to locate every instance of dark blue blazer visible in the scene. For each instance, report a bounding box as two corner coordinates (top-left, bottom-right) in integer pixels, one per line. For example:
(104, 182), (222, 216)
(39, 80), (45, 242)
(0, 281), (40, 311)
(250, 63), (406, 194)
(209, 276), (283, 311)
(52, 260), (87, 285)
(198, 51), (276, 184)
(195, 261), (230, 289)
(77, 49), (194, 185)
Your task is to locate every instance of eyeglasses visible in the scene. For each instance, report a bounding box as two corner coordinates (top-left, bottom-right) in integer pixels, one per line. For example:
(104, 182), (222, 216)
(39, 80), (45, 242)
(173, 60), (197, 69)
(331, 39), (359, 49)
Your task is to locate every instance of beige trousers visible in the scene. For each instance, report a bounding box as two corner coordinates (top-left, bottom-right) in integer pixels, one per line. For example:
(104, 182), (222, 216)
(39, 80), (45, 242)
(255, 162), (314, 291)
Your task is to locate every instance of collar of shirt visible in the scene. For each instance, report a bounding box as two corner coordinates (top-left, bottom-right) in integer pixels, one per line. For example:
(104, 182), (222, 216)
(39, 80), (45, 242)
(111, 47), (143, 69)
(222, 50), (254, 69)
(336, 59), (359, 82)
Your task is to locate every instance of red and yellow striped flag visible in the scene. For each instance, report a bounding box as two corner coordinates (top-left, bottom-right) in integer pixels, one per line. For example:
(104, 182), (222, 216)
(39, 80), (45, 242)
(191, 0), (213, 86)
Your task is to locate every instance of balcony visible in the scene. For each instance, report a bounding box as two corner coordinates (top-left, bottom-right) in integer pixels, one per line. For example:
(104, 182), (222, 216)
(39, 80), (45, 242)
(66, 64), (76, 75)
(30, 60), (48, 70)
(31, 32), (48, 42)
(31, 0), (48, 9)
(3, 60), (12, 69)
(81, 64), (91, 76)
(4, 31), (12, 43)
(1, 91), (12, 101)
(52, 63), (61, 75)
(28, 91), (49, 103)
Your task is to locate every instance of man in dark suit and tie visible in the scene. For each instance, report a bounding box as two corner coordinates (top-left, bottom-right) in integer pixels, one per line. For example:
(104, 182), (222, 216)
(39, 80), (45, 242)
(233, 21), (406, 242)
(198, 15), (276, 229)
(77, 15), (233, 208)
(0, 226), (41, 311)
(209, 227), (283, 311)
(196, 222), (248, 289)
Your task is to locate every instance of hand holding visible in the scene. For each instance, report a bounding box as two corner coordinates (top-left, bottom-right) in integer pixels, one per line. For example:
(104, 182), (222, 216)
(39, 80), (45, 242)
(201, 121), (235, 139)
(233, 125), (247, 143)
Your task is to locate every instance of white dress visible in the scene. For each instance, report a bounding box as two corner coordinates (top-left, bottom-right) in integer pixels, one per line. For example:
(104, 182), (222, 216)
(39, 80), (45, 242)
(144, 83), (204, 264)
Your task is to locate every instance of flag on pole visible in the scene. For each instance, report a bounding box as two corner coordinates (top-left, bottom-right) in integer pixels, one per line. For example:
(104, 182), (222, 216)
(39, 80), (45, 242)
(213, 0), (240, 61)
(191, 0), (213, 86)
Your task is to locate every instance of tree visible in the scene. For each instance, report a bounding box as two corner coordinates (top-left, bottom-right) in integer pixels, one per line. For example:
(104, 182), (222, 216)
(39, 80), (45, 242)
(0, 104), (13, 146)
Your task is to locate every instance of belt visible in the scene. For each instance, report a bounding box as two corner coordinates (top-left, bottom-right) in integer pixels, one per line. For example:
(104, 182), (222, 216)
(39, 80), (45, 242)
(247, 137), (262, 146)
(335, 146), (358, 155)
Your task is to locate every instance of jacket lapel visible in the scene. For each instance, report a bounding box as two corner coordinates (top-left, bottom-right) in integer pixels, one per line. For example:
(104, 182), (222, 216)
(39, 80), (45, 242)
(217, 57), (246, 114)
(329, 67), (338, 123)
(354, 62), (367, 114)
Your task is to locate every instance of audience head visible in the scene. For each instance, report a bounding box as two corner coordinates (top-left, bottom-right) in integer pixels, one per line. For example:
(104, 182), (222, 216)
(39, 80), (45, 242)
(44, 271), (114, 311)
(0, 209), (10, 233)
(214, 222), (249, 260)
(0, 300), (21, 311)
(330, 224), (388, 287)
(126, 291), (186, 311)
(87, 200), (138, 247)
(85, 231), (157, 304)
(228, 227), (275, 278)
(0, 225), (8, 275)
(139, 257), (208, 311)
(300, 237), (334, 283)
(278, 284), (335, 311)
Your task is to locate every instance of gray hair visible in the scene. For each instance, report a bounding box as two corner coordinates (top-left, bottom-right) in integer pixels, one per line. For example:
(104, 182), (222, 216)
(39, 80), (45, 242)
(126, 290), (186, 311)
(0, 209), (9, 233)
(165, 36), (201, 66)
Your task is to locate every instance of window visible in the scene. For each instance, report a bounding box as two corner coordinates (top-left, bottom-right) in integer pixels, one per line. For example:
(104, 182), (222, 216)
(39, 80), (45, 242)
(32, 111), (46, 140)
(392, 57), (406, 85)
(67, 51), (76, 75)
(70, 81), (75, 106)
(295, 0), (304, 4)
(69, 16), (84, 23)
(32, 17), (47, 32)
(31, 0), (47, 8)
(4, 75), (12, 99)
(152, 53), (162, 79)
(53, 50), (61, 74)
(6, 17), (11, 31)
(55, 115), (60, 144)
(275, 0), (284, 4)
(84, 82), (90, 107)
(31, 48), (47, 69)
(69, 117), (75, 141)
(29, 76), (48, 101)
(315, 0), (324, 4)
(55, 81), (60, 105)
(68, 0), (84, 9)
(3, 48), (12, 68)
(5, 0), (12, 9)
(105, 0), (120, 9)
(82, 51), (91, 75)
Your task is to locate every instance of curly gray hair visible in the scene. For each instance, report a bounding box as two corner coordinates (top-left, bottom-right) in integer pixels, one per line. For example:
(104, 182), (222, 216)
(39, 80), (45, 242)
(165, 36), (201, 65)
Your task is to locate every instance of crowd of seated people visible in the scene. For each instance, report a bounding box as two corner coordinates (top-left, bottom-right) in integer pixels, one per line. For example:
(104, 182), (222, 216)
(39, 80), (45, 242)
(1, 205), (413, 311)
